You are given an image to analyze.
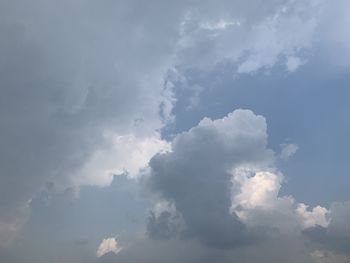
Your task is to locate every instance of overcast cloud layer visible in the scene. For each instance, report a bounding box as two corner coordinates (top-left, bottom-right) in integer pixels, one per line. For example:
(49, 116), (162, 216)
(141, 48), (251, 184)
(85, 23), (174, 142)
(1, 0), (350, 262)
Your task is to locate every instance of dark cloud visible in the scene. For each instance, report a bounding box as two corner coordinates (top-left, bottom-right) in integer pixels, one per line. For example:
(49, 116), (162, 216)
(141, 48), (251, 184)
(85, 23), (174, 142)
(304, 202), (350, 254)
(147, 110), (274, 248)
(0, 0), (181, 243)
(146, 210), (182, 240)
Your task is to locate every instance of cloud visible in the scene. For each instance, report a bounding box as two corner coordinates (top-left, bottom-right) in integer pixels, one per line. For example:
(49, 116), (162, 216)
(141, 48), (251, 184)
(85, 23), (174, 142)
(1, 105), (348, 262)
(231, 167), (319, 234)
(70, 134), (170, 187)
(279, 143), (299, 160)
(0, 0), (180, 243)
(233, 170), (282, 211)
(310, 249), (349, 263)
(96, 238), (122, 258)
(304, 201), (350, 256)
(2, 0), (350, 259)
(176, 0), (323, 73)
(147, 109), (274, 248)
(146, 201), (184, 240)
(0, 0), (337, 244)
(296, 203), (330, 229)
(142, 109), (337, 261)
(286, 56), (306, 72)
(100, 234), (313, 263)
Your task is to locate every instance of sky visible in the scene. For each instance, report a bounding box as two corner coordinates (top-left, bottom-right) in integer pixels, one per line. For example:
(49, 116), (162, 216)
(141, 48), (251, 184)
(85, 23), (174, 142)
(1, 0), (350, 262)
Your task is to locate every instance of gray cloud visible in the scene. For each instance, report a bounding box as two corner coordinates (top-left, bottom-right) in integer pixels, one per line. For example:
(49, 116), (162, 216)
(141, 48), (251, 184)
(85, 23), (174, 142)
(2, 0), (350, 261)
(304, 201), (350, 255)
(147, 109), (274, 248)
(146, 210), (183, 240)
(91, 235), (316, 263)
(140, 109), (345, 262)
(0, 0), (181, 243)
(0, 0), (331, 241)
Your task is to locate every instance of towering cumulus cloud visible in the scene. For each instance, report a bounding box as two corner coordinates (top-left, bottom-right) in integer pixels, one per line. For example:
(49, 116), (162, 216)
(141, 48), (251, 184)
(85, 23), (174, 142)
(96, 109), (344, 263)
(109, 110), (345, 263)
(148, 110), (273, 248)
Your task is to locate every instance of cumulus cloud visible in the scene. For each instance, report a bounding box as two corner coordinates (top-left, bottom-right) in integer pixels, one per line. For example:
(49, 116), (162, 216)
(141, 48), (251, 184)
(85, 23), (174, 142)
(233, 170), (282, 211)
(304, 201), (350, 256)
(96, 238), (122, 258)
(141, 109), (341, 262)
(296, 203), (330, 229)
(229, 166), (330, 238)
(147, 110), (328, 245)
(148, 109), (274, 248)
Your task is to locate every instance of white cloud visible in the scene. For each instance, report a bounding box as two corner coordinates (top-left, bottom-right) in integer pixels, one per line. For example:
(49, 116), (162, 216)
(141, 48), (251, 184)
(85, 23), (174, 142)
(231, 165), (330, 233)
(69, 133), (170, 187)
(96, 237), (122, 258)
(176, 0), (323, 73)
(231, 166), (299, 233)
(296, 203), (330, 228)
(233, 169), (282, 211)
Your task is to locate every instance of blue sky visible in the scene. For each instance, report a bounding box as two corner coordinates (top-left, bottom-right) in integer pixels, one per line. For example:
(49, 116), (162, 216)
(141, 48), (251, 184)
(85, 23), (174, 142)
(1, 1), (350, 262)
(170, 54), (350, 206)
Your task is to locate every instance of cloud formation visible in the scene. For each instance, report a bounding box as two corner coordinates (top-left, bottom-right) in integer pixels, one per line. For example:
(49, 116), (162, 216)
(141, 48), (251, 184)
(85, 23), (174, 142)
(0, 0), (179, 243)
(141, 110), (348, 262)
(1, 0), (350, 261)
(148, 109), (273, 248)
(96, 238), (121, 258)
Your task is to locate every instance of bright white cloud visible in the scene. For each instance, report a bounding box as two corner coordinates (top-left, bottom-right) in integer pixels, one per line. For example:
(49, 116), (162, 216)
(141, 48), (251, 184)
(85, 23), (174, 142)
(231, 165), (330, 234)
(69, 133), (170, 187)
(96, 237), (122, 258)
(231, 167), (297, 233)
(233, 169), (282, 211)
(296, 203), (330, 228)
